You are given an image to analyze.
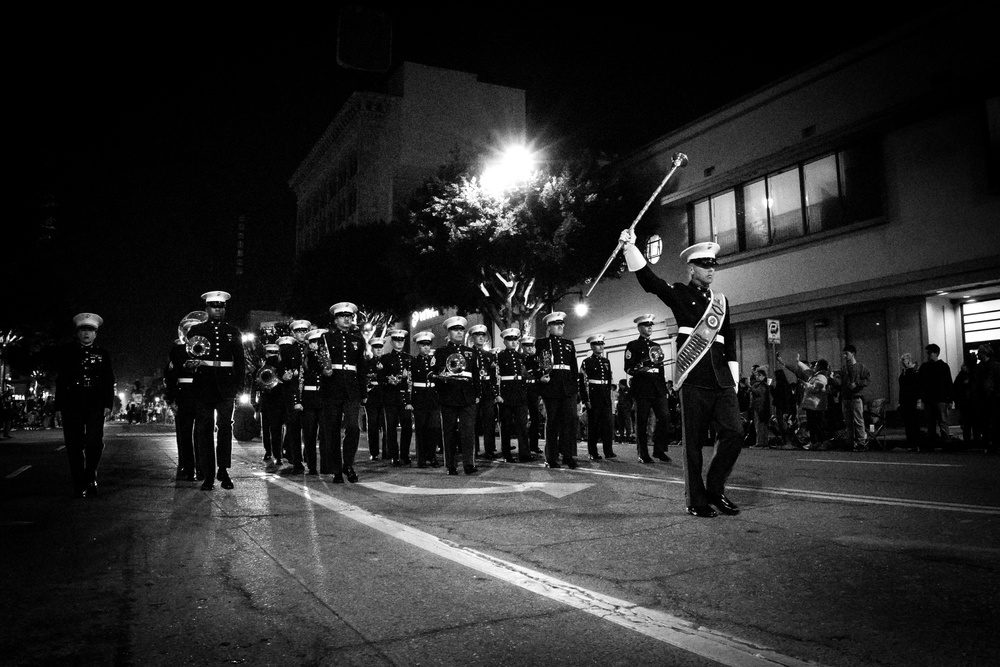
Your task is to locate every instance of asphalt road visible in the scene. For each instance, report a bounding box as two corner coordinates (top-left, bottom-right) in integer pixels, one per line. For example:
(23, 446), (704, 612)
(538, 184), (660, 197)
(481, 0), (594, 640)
(2, 424), (998, 667)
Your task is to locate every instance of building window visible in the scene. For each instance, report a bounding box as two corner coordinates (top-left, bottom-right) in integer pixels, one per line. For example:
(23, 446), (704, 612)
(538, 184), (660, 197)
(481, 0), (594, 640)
(690, 142), (883, 255)
(963, 298), (1000, 344)
(645, 234), (663, 264)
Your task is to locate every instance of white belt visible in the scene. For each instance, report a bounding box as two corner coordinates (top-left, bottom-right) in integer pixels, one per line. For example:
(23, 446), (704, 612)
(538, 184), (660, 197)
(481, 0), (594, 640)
(678, 327), (724, 344)
(644, 368), (660, 373)
(369, 381), (379, 386)
(178, 378), (193, 384)
(412, 382), (432, 388)
(199, 360), (234, 367)
(588, 379), (609, 385)
(551, 364), (571, 371)
(303, 385), (320, 391)
(500, 375), (520, 381)
(456, 371), (473, 378)
(331, 364), (357, 371)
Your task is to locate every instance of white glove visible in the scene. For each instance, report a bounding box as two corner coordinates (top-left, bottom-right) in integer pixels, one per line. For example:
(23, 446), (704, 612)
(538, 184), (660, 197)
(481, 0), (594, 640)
(620, 229), (646, 272)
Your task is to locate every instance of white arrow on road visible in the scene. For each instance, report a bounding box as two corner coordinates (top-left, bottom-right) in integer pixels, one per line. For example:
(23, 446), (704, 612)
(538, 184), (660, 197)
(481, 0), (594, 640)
(358, 480), (592, 498)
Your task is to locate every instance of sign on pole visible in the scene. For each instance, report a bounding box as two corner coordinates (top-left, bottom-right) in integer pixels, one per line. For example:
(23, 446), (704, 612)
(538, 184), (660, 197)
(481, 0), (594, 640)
(767, 319), (781, 345)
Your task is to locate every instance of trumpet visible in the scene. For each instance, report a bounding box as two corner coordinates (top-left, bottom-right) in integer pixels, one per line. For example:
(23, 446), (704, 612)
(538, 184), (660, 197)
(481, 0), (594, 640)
(316, 333), (334, 374)
(186, 335), (210, 358)
(648, 343), (665, 366)
(256, 365), (279, 389)
(445, 352), (467, 375)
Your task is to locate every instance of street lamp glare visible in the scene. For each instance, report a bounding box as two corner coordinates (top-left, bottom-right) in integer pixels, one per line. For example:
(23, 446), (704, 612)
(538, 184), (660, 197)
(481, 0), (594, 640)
(481, 144), (536, 197)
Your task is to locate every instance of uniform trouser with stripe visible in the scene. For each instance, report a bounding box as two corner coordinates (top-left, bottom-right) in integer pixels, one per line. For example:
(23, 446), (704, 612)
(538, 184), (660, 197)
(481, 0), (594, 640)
(526, 390), (542, 451)
(301, 404), (326, 472)
(500, 403), (530, 459)
(635, 394), (671, 457)
(61, 406), (106, 491)
(542, 395), (577, 463)
(324, 399), (360, 474)
(679, 385), (742, 506)
(586, 388), (615, 457)
(476, 398), (497, 455)
(195, 397), (234, 475)
(441, 403), (476, 470)
(260, 403), (284, 460)
(282, 408), (303, 467)
(366, 403), (386, 457)
(413, 408), (441, 464)
(383, 404), (413, 461)
(173, 402), (196, 473)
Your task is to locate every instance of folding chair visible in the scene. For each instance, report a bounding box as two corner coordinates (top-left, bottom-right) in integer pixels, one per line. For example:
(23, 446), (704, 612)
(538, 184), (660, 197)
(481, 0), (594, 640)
(864, 398), (887, 451)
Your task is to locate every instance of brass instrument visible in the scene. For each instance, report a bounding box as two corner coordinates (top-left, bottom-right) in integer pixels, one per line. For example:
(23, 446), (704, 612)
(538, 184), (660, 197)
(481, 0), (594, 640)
(186, 335), (210, 358)
(540, 349), (553, 381)
(648, 343), (665, 366)
(445, 352), (467, 375)
(256, 365), (279, 389)
(316, 332), (334, 374)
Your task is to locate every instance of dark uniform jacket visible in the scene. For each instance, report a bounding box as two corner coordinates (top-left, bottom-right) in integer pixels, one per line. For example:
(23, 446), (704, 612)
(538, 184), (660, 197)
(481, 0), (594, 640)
(533, 335), (579, 399)
(377, 349), (413, 406)
(187, 319), (246, 400)
(278, 343), (304, 407)
(432, 342), (482, 407)
(497, 348), (529, 406)
(625, 335), (668, 398)
(581, 354), (614, 405)
(165, 340), (196, 408)
(298, 349), (325, 410)
(319, 328), (368, 401)
(410, 353), (439, 410)
(635, 266), (737, 389)
(55, 342), (115, 412)
(476, 349), (499, 402)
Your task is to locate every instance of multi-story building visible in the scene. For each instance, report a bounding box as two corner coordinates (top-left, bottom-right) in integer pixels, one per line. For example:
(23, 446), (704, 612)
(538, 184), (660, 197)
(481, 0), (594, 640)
(289, 61), (527, 256)
(562, 7), (999, 411)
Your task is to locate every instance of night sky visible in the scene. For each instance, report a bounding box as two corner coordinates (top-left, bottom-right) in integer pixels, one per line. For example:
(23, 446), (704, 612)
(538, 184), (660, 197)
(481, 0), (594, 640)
(13, 6), (918, 383)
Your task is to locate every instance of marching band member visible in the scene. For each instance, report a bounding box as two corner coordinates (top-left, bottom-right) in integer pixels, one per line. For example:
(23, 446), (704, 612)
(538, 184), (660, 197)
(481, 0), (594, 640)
(432, 316), (482, 475)
(299, 329), (328, 475)
(520, 336), (544, 454)
(187, 291), (245, 491)
(281, 320), (311, 473)
(468, 324), (499, 459)
(581, 334), (616, 460)
(378, 328), (414, 465)
(625, 315), (672, 464)
(55, 312), (115, 497)
(165, 311), (207, 481)
(620, 232), (742, 519)
(497, 327), (532, 463)
(533, 312), (580, 469)
(410, 331), (441, 467)
(251, 343), (285, 468)
(319, 302), (368, 483)
(365, 336), (386, 461)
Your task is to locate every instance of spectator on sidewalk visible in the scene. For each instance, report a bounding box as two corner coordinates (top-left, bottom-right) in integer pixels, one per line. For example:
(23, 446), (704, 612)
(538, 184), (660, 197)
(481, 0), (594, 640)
(833, 345), (871, 452)
(898, 352), (922, 450)
(971, 344), (1000, 454)
(919, 343), (953, 452)
(953, 360), (974, 449)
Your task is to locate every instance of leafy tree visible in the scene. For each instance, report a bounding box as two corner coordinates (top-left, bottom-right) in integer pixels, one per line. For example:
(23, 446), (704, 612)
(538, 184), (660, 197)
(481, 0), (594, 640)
(399, 154), (624, 335)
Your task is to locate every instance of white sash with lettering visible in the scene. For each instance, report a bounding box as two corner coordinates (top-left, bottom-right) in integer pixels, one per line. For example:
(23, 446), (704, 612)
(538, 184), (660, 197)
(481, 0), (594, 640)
(674, 291), (726, 389)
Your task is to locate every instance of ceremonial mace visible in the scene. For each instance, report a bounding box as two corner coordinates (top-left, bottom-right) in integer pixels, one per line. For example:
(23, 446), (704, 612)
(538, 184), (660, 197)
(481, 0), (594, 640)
(585, 152), (689, 297)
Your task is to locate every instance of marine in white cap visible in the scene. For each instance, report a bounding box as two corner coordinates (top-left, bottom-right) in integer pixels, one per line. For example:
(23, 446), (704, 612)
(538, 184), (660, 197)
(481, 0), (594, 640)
(468, 323), (499, 460)
(496, 327), (533, 462)
(533, 311), (580, 469)
(410, 331), (441, 467)
(432, 314), (482, 475)
(581, 333), (616, 461)
(188, 290), (246, 491)
(518, 335), (543, 454)
(55, 312), (115, 497)
(618, 228), (741, 519)
(365, 333), (386, 462)
(625, 313), (672, 465)
(379, 328), (414, 465)
(251, 342), (284, 468)
(318, 302), (369, 482)
(165, 311), (208, 481)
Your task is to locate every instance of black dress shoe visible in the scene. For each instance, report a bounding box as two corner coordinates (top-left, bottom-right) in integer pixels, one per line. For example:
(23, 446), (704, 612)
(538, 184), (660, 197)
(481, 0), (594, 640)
(217, 470), (235, 490)
(589, 454), (603, 461)
(530, 447), (543, 454)
(416, 461), (427, 468)
(370, 455), (380, 461)
(464, 465), (479, 475)
(564, 458), (578, 469)
(686, 505), (718, 518)
(308, 468), (319, 475)
(292, 465), (305, 474)
(707, 493), (740, 515)
(430, 459), (441, 468)
(345, 467), (358, 483)
(401, 458), (412, 466)
(653, 452), (671, 462)
(481, 452), (497, 460)
(87, 481), (98, 496)
(503, 455), (518, 463)
(605, 452), (617, 459)
(545, 460), (561, 469)
(518, 455), (535, 463)
(639, 455), (654, 464)
(447, 467), (458, 476)
(391, 459), (401, 467)
(332, 474), (345, 484)
(200, 480), (214, 491)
